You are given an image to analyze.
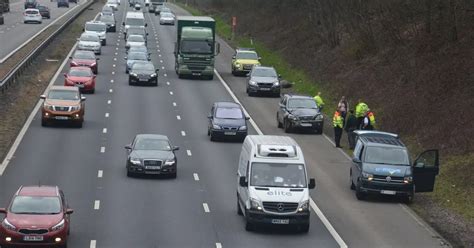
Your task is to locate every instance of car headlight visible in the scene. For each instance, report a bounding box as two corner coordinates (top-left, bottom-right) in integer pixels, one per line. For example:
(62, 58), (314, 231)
(288, 114), (298, 121)
(298, 200), (309, 212)
(212, 124), (221, 130)
(404, 176), (413, 184)
(90, 62), (96, 66)
(249, 80), (257, 86)
(130, 73), (138, 77)
(130, 158), (141, 165)
(111, 24), (115, 26)
(249, 198), (262, 211)
(315, 114), (323, 120)
(362, 172), (373, 181)
(2, 219), (16, 231)
(239, 125), (247, 131)
(164, 159), (175, 166)
(235, 63), (241, 68)
(274, 81), (280, 86)
(44, 103), (54, 111)
(150, 73), (157, 77)
(70, 105), (81, 111)
(51, 219), (65, 231)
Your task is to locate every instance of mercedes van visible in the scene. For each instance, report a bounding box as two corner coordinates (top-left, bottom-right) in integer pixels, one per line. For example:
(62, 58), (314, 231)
(123, 11), (146, 37)
(236, 135), (316, 232)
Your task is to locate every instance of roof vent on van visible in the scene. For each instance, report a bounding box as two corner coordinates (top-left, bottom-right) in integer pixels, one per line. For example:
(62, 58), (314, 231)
(258, 145), (297, 158)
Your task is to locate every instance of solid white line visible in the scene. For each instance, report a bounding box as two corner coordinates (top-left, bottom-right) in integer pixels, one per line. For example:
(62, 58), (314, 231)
(176, 115), (181, 120)
(202, 203), (210, 213)
(107, 100), (112, 104)
(214, 69), (348, 248)
(90, 240), (97, 248)
(94, 200), (100, 210)
(169, 91), (173, 95)
(98, 170), (103, 178)
(100, 147), (105, 153)
(102, 128), (107, 134)
(173, 102), (177, 107)
(216, 243), (222, 248)
(181, 131), (186, 136)
(193, 173), (199, 181)
(323, 134), (352, 159)
(105, 113), (110, 118)
(0, 43), (78, 175)
(186, 150), (192, 156)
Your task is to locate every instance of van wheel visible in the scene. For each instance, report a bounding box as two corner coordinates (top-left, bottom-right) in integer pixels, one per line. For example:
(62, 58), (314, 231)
(299, 223), (310, 233)
(237, 197), (243, 215)
(355, 182), (366, 200)
(41, 119), (48, 127)
(277, 114), (282, 128)
(127, 170), (134, 177)
(170, 172), (177, 179)
(245, 217), (254, 232)
(210, 132), (216, 141)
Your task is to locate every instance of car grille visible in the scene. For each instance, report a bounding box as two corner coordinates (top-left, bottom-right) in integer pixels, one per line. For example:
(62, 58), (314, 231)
(299, 115), (315, 121)
(262, 202), (298, 213)
(18, 229), (48, 235)
(53, 106), (71, 112)
(257, 82), (273, 87)
(143, 160), (162, 167)
(222, 127), (238, 131)
(373, 175), (404, 183)
(138, 74), (150, 80)
(243, 64), (253, 70)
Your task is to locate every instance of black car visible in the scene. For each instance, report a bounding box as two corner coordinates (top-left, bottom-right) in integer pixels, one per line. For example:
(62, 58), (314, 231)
(125, 134), (179, 178)
(37, 5), (50, 19)
(99, 14), (116, 32)
(128, 61), (158, 86)
(208, 102), (249, 142)
(276, 94), (324, 134)
(246, 65), (281, 96)
(350, 131), (440, 203)
(69, 0), (77, 3)
(57, 0), (69, 8)
(24, 0), (37, 9)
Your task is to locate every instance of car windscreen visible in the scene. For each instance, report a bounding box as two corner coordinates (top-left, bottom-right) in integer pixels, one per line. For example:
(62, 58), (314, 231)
(10, 196), (61, 214)
(126, 18), (145, 26)
(134, 138), (171, 151)
(37, 6), (46, 10)
(236, 52), (258, 60)
(81, 35), (100, 42)
(181, 40), (213, 54)
(288, 99), (318, 109)
(69, 69), (92, 77)
(128, 35), (144, 42)
(251, 163), (307, 188)
(86, 23), (106, 32)
(364, 147), (410, 165)
(161, 12), (173, 18)
(129, 46), (147, 54)
(128, 52), (147, 60)
(132, 63), (154, 71)
(73, 52), (95, 60)
(102, 6), (113, 12)
(48, 90), (79, 100)
(215, 107), (243, 119)
(252, 67), (277, 77)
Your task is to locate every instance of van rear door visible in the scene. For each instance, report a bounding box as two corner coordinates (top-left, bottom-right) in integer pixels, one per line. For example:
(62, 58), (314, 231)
(413, 149), (439, 192)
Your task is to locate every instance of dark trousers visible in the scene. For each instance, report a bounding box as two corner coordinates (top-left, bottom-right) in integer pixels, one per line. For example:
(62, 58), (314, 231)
(334, 127), (342, 147)
(347, 130), (356, 149)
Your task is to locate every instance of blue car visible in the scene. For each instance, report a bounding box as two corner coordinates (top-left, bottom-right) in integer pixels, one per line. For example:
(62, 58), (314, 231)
(208, 102), (249, 142)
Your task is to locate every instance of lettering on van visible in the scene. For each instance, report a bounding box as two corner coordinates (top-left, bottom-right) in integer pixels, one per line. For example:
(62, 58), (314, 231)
(267, 190), (292, 196)
(374, 167), (402, 174)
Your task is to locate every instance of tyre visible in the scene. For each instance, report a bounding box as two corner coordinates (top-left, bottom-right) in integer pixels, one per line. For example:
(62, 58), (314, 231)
(210, 131), (216, 141)
(237, 196), (243, 215)
(284, 119), (292, 133)
(207, 75), (214, 80)
(170, 172), (177, 179)
(127, 170), (133, 177)
(90, 88), (95, 94)
(277, 114), (282, 128)
(76, 121), (83, 128)
(315, 128), (323, 135)
(41, 119), (48, 127)
(245, 215), (254, 232)
(402, 194), (414, 204)
(128, 79), (133, 85)
(299, 223), (310, 233)
(178, 73), (184, 79)
(355, 181), (366, 200)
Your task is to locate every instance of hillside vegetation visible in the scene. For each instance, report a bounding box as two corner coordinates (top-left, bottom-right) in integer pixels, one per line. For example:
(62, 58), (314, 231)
(177, 0), (474, 246)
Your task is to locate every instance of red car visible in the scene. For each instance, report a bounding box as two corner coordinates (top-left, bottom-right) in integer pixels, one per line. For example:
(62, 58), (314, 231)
(69, 50), (99, 74)
(0, 185), (73, 248)
(64, 67), (96, 93)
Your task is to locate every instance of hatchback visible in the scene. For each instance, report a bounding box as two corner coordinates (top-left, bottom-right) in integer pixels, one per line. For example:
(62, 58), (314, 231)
(23, 8), (42, 24)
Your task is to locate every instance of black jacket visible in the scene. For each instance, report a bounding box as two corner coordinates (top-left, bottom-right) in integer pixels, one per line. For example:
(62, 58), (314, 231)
(344, 114), (358, 132)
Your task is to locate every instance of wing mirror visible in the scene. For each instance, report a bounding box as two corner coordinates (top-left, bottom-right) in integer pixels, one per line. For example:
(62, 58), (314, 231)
(63, 73), (67, 77)
(145, 23), (148, 27)
(172, 146), (180, 151)
(69, 56), (72, 59)
(40, 94), (46, 99)
(207, 114), (213, 119)
(66, 209), (74, 214)
(258, 57), (262, 60)
(0, 208), (6, 214)
(352, 157), (362, 164)
(239, 176), (248, 187)
(278, 74), (282, 79)
(122, 21), (125, 25)
(155, 69), (159, 73)
(96, 58), (100, 60)
(308, 178), (316, 189)
(124, 144), (132, 150)
(124, 56), (127, 60)
(246, 73), (250, 77)
(80, 96), (86, 101)
(232, 55), (236, 59)
(245, 116), (250, 120)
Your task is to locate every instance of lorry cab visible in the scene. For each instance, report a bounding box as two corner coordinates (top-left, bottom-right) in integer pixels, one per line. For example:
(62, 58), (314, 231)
(237, 135), (316, 233)
(350, 130), (440, 203)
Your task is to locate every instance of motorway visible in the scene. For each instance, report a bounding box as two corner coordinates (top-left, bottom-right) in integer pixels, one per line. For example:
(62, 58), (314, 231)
(0, 0), (85, 62)
(0, 1), (449, 248)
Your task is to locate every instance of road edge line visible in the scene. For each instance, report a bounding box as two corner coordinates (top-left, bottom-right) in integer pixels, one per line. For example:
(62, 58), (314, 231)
(0, 42), (78, 175)
(214, 69), (348, 248)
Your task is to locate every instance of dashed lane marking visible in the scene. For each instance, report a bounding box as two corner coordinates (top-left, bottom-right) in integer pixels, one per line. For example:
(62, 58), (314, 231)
(176, 115), (181, 120)
(181, 131), (186, 136)
(161, 66), (165, 70)
(110, 79), (114, 83)
(94, 200), (100, 210)
(186, 150), (192, 156)
(166, 81), (170, 85)
(169, 91), (173, 95)
(112, 64), (116, 67)
(112, 71), (115, 75)
(164, 73), (167, 77)
(102, 128), (107, 134)
(216, 243), (222, 248)
(193, 173), (199, 181)
(107, 100), (112, 104)
(159, 54), (162, 57)
(203, 203), (210, 213)
(173, 102), (177, 107)
(105, 113), (109, 118)
(98, 170), (103, 178)
(90, 240), (97, 248)
(109, 89), (113, 93)
(160, 60), (163, 63)
(113, 58), (117, 61)
(100, 147), (105, 153)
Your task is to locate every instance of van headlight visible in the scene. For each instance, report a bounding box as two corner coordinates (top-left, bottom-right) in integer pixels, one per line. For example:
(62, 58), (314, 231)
(235, 62), (241, 68)
(51, 219), (65, 231)
(249, 198), (262, 211)
(273, 81), (280, 86)
(70, 105), (81, 111)
(44, 103), (54, 111)
(288, 114), (298, 121)
(362, 172), (373, 181)
(298, 200), (309, 212)
(2, 219), (16, 231)
(130, 158), (141, 165)
(404, 176), (413, 184)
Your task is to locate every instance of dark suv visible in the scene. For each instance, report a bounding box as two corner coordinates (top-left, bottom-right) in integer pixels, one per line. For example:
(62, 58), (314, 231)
(276, 94), (324, 134)
(350, 131), (440, 203)
(24, 0), (37, 9)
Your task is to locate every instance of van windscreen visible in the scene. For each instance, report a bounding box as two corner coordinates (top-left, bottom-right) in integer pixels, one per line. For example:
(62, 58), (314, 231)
(250, 163), (306, 188)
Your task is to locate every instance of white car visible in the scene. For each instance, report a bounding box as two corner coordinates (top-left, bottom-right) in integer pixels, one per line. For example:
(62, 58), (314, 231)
(125, 35), (146, 50)
(106, 0), (119, 10)
(78, 33), (102, 55)
(23, 8), (42, 24)
(159, 12), (175, 25)
(84, 21), (107, 45)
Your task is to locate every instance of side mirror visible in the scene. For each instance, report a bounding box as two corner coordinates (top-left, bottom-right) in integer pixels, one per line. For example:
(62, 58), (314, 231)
(172, 146), (180, 151)
(145, 23), (148, 27)
(246, 73), (250, 77)
(146, 33), (149, 36)
(155, 69), (159, 73)
(69, 56), (72, 59)
(232, 55), (236, 59)
(122, 21), (125, 25)
(239, 176), (247, 187)
(63, 73), (67, 77)
(308, 178), (316, 189)
(40, 95), (46, 99)
(207, 114), (212, 119)
(258, 57), (262, 60)
(216, 43), (220, 55)
(0, 208), (6, 214)
(80, 96), (86, 101)
(245, 116), (250, 120)
(352, 157), (362, 164)
(278, 74), (282, 79)
(278, 103), (285, 108)
(124, 145), (132, 150)
(66, 209), (74, 214)
(124, 56), (127, 60)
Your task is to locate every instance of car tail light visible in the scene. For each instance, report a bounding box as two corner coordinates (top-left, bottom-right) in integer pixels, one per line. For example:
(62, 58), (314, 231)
(71, 61), (78, 66)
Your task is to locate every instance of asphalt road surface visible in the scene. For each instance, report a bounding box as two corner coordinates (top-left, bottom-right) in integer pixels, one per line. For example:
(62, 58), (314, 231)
(0, 1), (449, 248)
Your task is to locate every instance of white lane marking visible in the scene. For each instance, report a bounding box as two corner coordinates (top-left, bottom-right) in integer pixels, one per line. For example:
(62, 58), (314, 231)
(164, 73), (167, 77)
(169, 91), (173, 95)
(100, 147), (105, 153)
(186, 150), (192, 156)
(112, 71), (115, 75)
(102, 128), (107, 134)
(161, 66), (165, 70)
(157, 45), (160, 48)
(115, 52), (118, 55)
(159, 54), (162, 57)
(176, 115), (181, 120)
(166, 81), (170, 85)
(90, 240), (97, 248)
(107, 100), (112, 104)
(0, 43), (78, 175)
(112, 64), (116, 67)
(203, 203), (210, 213)
(157, 49), (161, 52)
(181, 131), (186, 136)
(160, 60), (163, 63)
(109, 89), (113, 93)
(105, 113), (110, 118)
(94, 200), (100, 210)
(0, 2), (85, 63)
(114, 58), (117, 61)
(323, 134), (351, 160)
(216, 243), (222, 248)
(110, 79), (114, 83)
(116, 47), (119, 50)
(116, 42), (120, 46)
(193, 173), (199, 181)
(173, 102), (177, 107)
(214, 69), (348, 248)
(98, 170), (103, 178)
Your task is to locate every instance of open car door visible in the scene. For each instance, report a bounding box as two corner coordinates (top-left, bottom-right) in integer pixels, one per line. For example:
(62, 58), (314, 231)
(413, 149), (440, 192)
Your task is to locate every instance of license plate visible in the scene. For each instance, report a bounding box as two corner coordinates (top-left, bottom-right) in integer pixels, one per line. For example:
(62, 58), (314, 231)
(55, 116), (69, 120)
(300, 123), (312, 127)
(145, 166), (160, 170)
(192, 72), (201, 76)
(23, 235), (44, 241)
(381, 190), (396, 195)
(259, 88), (271, 91)
(76, 84), (84, 88)
(224, 132), (236, 135)
(139, 78), (149, 82)
(271, 219), (289, 224)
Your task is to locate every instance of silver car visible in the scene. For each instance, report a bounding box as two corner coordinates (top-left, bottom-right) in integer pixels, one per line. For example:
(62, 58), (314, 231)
(77, 33), (102, 55)
(159, 12), (175, 25)
(125, 52), (150, 73)
(125, 35), (146, 50)
(246, 65), (281, 96)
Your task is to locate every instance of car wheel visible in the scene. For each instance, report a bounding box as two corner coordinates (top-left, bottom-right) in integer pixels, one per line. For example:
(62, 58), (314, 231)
(277, 114), (282, 128)
(355, 181), (366, 200)
(41, 118), (48, 127)
(210, 131), (216, 141)
(90, 88), (95, 94)
(128, 79), (133, 86)
(207, 75), (214, 80)
(237, 196), (243, 215)
(316, 128), (323, 135)
(207, 128), (210, 136)
(126, 170), (134, 177)
(76, 121), (83, 128)
(350, 169), (355, 190)
(284, 119), (292, 133)
(170, 172), (177, 179)
(402, 194), (414, 204)
(299, 223), (310, 233)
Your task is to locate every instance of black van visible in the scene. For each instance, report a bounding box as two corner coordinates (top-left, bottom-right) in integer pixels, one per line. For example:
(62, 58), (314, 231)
(349, 131), (440, 203)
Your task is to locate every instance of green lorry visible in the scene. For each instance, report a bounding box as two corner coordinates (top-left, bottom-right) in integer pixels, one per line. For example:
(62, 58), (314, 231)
(175, 16), (220, 80)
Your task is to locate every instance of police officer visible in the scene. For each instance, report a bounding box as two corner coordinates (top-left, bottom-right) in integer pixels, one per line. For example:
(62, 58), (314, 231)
(362, 109), (375, 130)
(344, 110), (358, 149)
(314, 92), (325, 111)
(333, 109), (343, 148)
(355, 99), (368, 129)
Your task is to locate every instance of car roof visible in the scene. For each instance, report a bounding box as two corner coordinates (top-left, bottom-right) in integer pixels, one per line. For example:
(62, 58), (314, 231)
(215, 101), (241, 108)
(136, 134), (169, 140)
(354, 131), (405, 148)
(283, 94), (314, 100)
(50, 85), (79, 91)
(252, 65), (274, 70)
(17, 185), (58, 197)
(70, 66), (92, 71)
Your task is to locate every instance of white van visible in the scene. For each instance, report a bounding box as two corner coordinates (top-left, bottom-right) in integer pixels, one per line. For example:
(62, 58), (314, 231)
(84, 21), (107, 45)
(237, 135), (316, 232)
(123, 11), (147, 36)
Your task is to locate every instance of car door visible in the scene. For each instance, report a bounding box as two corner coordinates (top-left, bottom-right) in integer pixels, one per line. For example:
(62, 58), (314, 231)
(413, 149), (440, 192)
(208, 104), (215, 131)
(351, 140), (364, 183)
(277, 96), (287, 123)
